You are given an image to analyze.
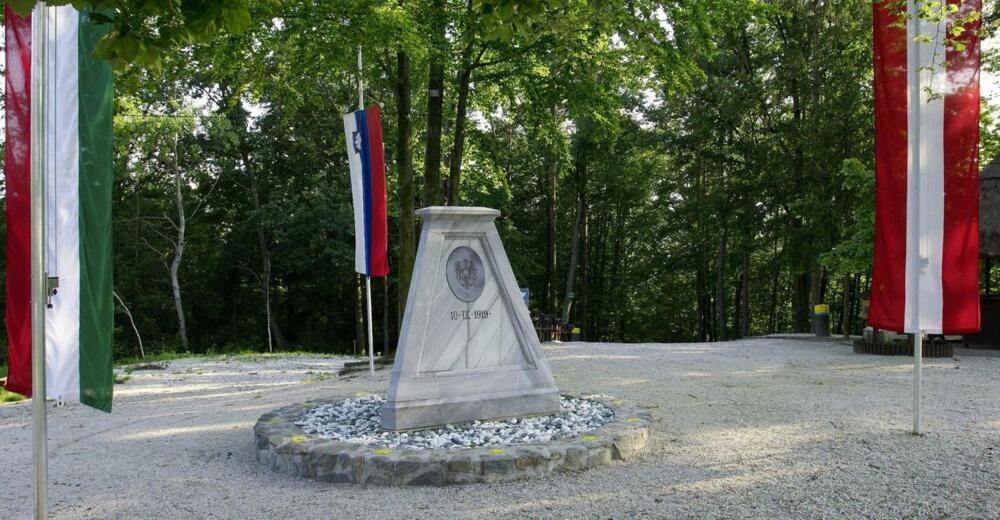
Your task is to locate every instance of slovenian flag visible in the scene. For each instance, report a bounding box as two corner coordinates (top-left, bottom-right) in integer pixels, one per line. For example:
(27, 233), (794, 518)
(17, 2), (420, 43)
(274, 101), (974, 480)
(3, 5), (115, 411)
(343, 106), (390, 277)
(869, 0), (981, 334)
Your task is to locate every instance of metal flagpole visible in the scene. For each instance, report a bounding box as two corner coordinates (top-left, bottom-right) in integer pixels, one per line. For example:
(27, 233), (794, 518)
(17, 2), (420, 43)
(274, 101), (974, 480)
(913, 333), (923, 435)
(366, 277), (375, 376)
(357, 46), (364, 109)
(907, 2), (923, 437)
(31, 3), (50, 519)
(383, 279), (389, 357)
(358, 45), (375, 377)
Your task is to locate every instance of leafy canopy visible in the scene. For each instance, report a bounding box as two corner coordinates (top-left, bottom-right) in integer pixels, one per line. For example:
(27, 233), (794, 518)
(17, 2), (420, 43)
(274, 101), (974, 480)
(8, 0), (251, 66)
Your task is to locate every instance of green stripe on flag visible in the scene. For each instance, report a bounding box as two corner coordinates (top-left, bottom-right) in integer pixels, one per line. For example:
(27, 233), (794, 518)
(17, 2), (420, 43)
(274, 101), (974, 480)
(78, 12), (114, 413)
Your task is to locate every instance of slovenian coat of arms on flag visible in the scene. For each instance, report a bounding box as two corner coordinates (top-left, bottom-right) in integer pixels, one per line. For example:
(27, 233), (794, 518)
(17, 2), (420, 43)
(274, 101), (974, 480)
(3, 5), (115, 412)
(343, 105), (390, 278)
(869, 0), (982, 335)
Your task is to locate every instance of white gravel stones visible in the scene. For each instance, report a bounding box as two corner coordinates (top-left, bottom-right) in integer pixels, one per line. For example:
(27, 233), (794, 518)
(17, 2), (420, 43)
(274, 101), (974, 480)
(295, 395), (614, 449)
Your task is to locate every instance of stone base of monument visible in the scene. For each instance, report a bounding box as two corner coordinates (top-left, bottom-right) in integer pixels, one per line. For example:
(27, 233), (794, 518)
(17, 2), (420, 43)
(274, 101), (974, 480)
(254, 395), (651, 486)
(381, 388), (562, 433)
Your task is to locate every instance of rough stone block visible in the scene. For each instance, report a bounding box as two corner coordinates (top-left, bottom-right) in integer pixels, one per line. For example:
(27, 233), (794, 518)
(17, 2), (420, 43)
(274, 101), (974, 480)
(481, 454), (515, 481)
(351, 455), (368, 484)
(564, 446), (588, 471)
(445, 455), (480, 483)
(399, 459), (445, 486)
(585, 445), (612, 468)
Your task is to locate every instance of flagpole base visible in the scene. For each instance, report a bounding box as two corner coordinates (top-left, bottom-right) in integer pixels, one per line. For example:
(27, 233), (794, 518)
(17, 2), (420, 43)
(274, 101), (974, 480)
(912, 332), (923, 436)
(366, 276), (375, 377)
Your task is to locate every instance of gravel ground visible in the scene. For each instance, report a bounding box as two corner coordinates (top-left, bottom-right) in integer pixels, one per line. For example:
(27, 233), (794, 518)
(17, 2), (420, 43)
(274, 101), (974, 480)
(1, 338), (998, 519)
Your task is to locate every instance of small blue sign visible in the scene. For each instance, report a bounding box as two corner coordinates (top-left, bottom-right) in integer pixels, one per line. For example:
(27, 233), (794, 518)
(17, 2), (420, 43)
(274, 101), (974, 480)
(520, 287), (530, 305)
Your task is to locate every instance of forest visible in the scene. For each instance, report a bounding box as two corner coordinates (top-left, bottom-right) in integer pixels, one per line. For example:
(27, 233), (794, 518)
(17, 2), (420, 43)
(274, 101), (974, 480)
(3, 0), (1000, 361)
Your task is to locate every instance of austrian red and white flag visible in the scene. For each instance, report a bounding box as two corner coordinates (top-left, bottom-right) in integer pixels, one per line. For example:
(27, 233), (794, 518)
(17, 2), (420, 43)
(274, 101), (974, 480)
(869, 0), (982, 334)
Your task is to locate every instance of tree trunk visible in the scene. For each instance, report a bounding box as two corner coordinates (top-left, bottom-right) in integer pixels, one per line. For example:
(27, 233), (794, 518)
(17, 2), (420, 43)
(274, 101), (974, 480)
(768, 240), (780, 334)
(793, 273), (810, 332)
(562, 192), (584, 323)
(848, 272), (863, 336)
(355, 273), (364, 356)
(778, 270), (791, 332)
(809, 269), (823, 309)
(262, 252), (275, 352)
(447, 54), (474, 205)
(422, 0), (447, 207)
(610, 203), (625, 340)
(170, 134), (189, 352)
(545, 160), (558, 315)
(697, 257), (709, 342)
(733, 282), (741, 339)
(383, 278), (391, 356)
(248, 171), (287, 352)
(395, 50), (415, 334)
(768, 267), (779, 334)
(234, 102), (288, 352)
(579, 201), (590, 339)
(715, 230), (728, 341)
(739, 246), (751, 338)
(840, 275), (853, 338)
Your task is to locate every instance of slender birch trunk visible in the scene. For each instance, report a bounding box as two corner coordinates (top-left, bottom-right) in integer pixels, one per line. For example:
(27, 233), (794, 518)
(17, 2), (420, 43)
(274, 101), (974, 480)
(170, 133), (189, 351)
(114, 290), (144, 360)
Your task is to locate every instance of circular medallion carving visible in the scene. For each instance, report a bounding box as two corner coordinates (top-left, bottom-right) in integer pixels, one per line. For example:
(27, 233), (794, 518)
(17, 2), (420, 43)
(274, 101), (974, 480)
(446, 246), (485, 302)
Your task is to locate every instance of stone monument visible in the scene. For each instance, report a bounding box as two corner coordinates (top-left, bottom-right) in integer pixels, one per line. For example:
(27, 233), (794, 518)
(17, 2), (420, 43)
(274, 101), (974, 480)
(382, 207), (560, 430)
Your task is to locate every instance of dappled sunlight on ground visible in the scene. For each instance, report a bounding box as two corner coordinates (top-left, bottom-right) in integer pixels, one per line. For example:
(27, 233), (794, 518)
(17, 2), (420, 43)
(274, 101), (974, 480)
(599, 377), (651, 386)
(680, 371), (715, 378)
(474, 491), (624, 516)
(665, 465), (819, 495)
(1, 340), (997, 519)
(546, 353), (642, 361)
(117, 421), (255, 441)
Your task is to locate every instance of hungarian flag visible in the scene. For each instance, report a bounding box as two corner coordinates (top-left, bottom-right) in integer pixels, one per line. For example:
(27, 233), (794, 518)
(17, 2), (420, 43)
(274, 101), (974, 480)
(4, 5), (115, 412)
(343, 105), (390, 278)
(869, 0), (982, 335)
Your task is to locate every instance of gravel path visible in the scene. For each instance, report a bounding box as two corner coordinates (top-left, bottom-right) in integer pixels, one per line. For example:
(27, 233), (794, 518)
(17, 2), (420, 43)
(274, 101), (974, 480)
(1, 339), (998, 519)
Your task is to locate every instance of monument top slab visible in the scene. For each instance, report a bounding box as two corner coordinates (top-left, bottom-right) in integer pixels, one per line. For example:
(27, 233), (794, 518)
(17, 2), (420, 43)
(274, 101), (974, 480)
(415, 206), (501, 219)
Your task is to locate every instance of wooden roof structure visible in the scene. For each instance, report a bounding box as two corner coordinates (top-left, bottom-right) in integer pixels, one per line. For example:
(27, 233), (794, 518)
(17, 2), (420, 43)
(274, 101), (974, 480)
(983, 155), (1000, 258)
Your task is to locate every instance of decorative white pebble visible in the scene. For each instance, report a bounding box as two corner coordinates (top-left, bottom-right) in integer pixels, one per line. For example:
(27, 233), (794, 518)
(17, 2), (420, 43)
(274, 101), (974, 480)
(295, 396), (614, 450)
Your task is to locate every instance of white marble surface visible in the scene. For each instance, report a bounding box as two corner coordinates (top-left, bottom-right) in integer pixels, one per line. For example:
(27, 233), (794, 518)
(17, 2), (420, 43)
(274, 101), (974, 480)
(382, 207), (560, 430)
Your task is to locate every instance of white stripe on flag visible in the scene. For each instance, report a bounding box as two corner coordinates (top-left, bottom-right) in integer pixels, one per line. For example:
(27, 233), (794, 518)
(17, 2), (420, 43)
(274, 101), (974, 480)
(904, 7), (946, 334)
(43, 5), (81, 400)
(344, 112), (367, 275)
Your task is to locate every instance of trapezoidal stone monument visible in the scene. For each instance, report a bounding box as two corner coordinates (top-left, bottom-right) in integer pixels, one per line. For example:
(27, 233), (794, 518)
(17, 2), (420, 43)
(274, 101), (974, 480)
(382, 207), (560, 430)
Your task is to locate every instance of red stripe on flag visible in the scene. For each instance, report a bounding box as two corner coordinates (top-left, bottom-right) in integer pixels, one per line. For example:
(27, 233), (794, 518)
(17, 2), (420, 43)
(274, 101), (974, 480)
(366, 105), (390, 277)
(4, 6), (33, 396)
(869, 0), (909, 333)
(941, 0), (981, 333)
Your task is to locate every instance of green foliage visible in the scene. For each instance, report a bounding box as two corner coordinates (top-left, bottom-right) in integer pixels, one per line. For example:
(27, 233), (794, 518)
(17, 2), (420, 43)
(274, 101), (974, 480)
(0, 365), (27, 403)
(473, 0), (582, 41)
(0, 0), (995, 353)
(8, 0), (251, 66)
(820, 160), (876, 277)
